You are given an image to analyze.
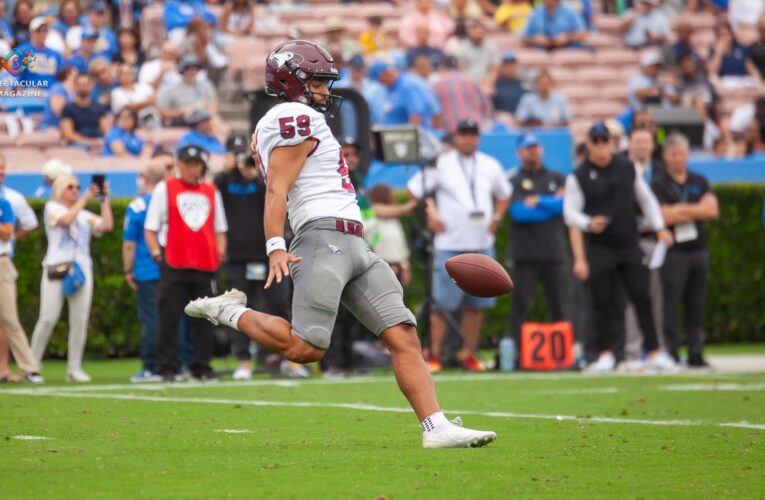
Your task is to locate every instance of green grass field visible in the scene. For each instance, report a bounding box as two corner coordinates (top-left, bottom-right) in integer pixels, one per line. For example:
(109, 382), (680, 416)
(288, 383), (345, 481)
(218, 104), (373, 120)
(2, 355), (764, 499)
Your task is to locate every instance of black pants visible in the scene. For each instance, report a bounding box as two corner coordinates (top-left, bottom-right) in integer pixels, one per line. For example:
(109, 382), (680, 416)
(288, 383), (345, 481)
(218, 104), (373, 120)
(223, 262), (291, 361)
(588, 244), (659, 354)
(510, 261), (566, 347)
(660, 249), (709, 360)
(156, 262), (216, 377)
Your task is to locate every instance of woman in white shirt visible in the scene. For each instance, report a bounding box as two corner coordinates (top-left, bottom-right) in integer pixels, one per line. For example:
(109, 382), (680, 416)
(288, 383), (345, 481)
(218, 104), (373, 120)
(30, 175), (114, 382)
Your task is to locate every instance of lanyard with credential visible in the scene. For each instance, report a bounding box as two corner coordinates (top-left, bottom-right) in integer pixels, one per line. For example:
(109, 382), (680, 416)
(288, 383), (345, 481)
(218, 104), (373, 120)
(671, 181), (689, 203)
(458, 155), (478, 211)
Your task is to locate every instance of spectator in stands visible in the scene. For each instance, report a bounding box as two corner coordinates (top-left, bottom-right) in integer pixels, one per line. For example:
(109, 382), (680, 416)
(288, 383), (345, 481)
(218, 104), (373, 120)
(80, 1), (118, 58)
(112, 27), (145, 75)
(432, 56), (493, 132)
(652, 133), (719, 366)
(220, 0), (256, 38)
(521, 0), (587, 50)
(11, 0), (33, 47)
(407, 120), (511, 373)
(111, 64), (158, 127)
(407, 60), (445, 130)
(507, 133), (567, 353)
(749, 16), (765, 79)
(411, 54), (438, 84)
(564, 123), (677, 373)
(406, 25), (446, 71)
(89, 58), (117, 108)
(67, 27), (104, 75)
(103, 108), (151, 157)
(627, 51), (676, 110)
(61, 73), (113, 152)
(359, 16), (392, 55)
(319, 16), (361, 66)
(369, 61), (435, 128)
(450, 0), (492, 20)
(214, 148), (298, 380)
(39, 66), (78, 130)
(622, 0), (671, 49)
(35, 160), (73, 199)
(672, 51), (717, 109)
(455, 20), (499, 93)
(515, 70), (571, 127)
(664, 20), (702, 70)
(729, 0), (765, 36)
(178, 17), (228, 85)
(399, 0), (455, 50)
(493, 52), (528, 119)
(494, 0), (533, 33)
(177, 110), (227, 154)
(139, 42), (188, 90)
(0, 3), (10, 49)
(123, 162), (167, 383)
(335, 55), (388, 133)
(156, 55), (219, 127)
(15, 17), (64, 90)
(707, 22), (761, 84)
(145, 145), (228, 382)
(0, 153), (43, 384)
(30, 175), (114, 383)
(52, 0), (81, 39)
(744, 97), (765, 153)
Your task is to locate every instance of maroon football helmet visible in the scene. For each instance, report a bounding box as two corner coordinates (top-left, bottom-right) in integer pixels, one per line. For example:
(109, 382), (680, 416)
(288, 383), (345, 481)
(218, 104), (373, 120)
(264, 40), (341, 116)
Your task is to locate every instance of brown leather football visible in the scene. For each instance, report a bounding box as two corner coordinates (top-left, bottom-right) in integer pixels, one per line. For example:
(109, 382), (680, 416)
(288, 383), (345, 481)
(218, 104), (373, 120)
(444, 253), (514, 298)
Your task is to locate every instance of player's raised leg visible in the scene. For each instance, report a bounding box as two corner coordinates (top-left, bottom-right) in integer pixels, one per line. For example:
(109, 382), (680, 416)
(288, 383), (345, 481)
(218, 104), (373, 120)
(184, 290), (324, 363)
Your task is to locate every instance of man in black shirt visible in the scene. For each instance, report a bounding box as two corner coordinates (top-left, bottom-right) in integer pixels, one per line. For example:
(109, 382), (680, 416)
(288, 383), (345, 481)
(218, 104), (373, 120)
(748, 17), (765, 79)
(493, 52), (527, 116)
(60, 73), (112, 153)
(564, 123), (677, 373)
(651, 133), (719, 367)
(214, 151), (295, 380)
(507, 133), (567, 350)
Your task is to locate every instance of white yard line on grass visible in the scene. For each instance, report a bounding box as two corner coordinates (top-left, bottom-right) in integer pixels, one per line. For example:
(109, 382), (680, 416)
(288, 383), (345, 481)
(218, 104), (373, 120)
(531, 387), (621, 395)
(659, 383), (765, 392)
(4, 389), (763, 432)
(0, 370), (746, 396)
(10, 435), (53, 440)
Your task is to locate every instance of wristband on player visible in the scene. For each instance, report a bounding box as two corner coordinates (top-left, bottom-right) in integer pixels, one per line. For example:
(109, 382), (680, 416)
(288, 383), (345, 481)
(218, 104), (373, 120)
(266, 237), (287, 256)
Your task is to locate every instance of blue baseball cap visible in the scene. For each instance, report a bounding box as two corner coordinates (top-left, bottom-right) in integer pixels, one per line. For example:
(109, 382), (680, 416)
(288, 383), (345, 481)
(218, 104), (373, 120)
(516, 132), (540, 149)
(367, 60), (391, 81)
(501, 51), (517, 63)
(349, 54), (365, 68)
(82, 26), (99, 39)
(588, 122), (611, 141)
(87, 1), (107, 12)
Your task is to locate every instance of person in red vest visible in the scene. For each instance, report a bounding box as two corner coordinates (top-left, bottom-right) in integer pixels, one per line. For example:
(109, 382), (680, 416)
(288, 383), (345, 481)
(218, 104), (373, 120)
(145, 145), (228, 382)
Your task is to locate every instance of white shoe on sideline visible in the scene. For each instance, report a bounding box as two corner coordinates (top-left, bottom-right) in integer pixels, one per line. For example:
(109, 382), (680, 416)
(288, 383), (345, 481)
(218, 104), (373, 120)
(232, 367), (252, 381)
(645, 351), (680, 373)
(585, 351), (616, 373)
(422, 417), (497, 449)
(618, 358), (645, 373)
(185, 289), (247, 327)
(66, 370), (91, 383)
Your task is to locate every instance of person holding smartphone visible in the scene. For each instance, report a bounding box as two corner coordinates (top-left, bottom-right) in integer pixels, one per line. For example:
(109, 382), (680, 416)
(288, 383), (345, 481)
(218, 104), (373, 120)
(30, 175), (114, 382)
(563, 123), (677, 374)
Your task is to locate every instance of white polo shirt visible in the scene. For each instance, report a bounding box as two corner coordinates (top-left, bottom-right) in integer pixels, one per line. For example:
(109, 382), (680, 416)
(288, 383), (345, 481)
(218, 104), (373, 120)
(144, 179), (228, 247)
(0, 185), (39, 233)
(408, 150), (512, 251)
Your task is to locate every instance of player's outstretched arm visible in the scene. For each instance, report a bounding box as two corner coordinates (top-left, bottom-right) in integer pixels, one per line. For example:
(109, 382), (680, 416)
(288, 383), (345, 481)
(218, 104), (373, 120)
(263, 140), (315, 288)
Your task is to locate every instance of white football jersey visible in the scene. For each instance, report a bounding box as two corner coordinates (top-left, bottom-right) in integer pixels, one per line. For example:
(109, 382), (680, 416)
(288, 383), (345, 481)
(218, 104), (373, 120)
(254, 101), (362, 233)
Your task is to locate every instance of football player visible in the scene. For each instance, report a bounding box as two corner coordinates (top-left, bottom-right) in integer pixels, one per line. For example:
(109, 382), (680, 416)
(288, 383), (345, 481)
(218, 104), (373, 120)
(186, 40), (496, 448)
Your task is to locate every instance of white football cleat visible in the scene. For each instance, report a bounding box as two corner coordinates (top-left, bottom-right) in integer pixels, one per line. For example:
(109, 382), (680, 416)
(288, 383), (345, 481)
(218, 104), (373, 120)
(645, 351), (680, 373)
(585, 351), (616, 374)
(617, 358), (645, 373)
(66, 370), (91, 383)
(422, 417), (497, 449)
(232, 367), (253, 381)
(185, 289), (247, 327)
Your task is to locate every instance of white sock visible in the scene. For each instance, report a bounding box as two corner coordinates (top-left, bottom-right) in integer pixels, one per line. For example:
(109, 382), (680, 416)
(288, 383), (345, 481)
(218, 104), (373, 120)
(219, 305), (249, 330)
(420, 411), (449, 433)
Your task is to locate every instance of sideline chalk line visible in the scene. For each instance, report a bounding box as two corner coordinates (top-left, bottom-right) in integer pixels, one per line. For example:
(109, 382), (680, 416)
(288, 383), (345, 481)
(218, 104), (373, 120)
(5, 389), (764, 432)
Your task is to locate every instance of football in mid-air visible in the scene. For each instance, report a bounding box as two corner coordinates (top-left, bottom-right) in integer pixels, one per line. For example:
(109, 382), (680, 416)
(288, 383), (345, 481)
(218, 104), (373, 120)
(445, 254), (513, 298)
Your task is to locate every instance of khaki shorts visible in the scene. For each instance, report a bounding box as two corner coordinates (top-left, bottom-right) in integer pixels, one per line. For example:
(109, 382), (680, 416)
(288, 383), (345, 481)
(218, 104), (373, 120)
(288, 218), (416, 349)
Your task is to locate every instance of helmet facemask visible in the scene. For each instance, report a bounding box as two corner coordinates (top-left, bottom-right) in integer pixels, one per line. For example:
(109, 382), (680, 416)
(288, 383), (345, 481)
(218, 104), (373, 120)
(297, 73), (343, 118)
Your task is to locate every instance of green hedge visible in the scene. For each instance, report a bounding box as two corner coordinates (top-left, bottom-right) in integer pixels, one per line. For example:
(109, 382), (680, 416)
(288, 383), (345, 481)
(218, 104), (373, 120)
(14, 184), (765, 359)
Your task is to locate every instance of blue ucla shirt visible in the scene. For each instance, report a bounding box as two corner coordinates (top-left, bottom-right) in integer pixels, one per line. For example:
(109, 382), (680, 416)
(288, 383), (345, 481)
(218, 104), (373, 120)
(0, 198), (15, 255)
(15, 43), (64, 89)
(123, 192), (160, 282)
(383, 73), (427, 127)
(177, 130), (226, 154)
(104, 126), (146, 157)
